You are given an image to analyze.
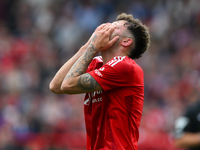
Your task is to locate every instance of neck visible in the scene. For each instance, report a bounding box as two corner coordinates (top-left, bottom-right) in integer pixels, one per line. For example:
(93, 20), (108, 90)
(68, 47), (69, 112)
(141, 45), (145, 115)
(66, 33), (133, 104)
(101, 47), (127, 64)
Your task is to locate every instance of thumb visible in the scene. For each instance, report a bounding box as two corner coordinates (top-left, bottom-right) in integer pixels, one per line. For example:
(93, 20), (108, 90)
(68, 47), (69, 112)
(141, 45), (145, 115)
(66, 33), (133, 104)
(108, 36), (119, 47)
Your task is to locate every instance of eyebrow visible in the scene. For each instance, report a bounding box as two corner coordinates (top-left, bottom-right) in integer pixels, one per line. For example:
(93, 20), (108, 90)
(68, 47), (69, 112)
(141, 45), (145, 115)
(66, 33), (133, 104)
(124, 22), (130, 27)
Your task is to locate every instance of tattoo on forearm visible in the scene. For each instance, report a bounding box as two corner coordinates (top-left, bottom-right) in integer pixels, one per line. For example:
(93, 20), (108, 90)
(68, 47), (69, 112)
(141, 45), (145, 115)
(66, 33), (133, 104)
(65, 44), (98, 79)
(92, 34), (97, 43)
(77, 73), (99, 91)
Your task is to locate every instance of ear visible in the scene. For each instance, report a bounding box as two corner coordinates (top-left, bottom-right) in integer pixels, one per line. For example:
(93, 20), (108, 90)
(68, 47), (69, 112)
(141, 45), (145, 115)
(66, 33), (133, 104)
(121, 38), (133, 47)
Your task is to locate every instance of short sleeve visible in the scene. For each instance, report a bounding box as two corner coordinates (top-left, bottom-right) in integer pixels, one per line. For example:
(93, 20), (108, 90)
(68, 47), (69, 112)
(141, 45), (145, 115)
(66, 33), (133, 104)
(88, 59), (134, 91)
(86, 56), (103, 73)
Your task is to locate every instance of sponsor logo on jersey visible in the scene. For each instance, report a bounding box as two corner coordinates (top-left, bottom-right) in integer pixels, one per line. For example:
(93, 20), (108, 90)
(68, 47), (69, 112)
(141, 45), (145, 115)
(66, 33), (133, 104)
(92, 97), (102, 103)
(84, 90), (103, 105)
(84, 98), (90, 105)
(92, 90), (103, 103)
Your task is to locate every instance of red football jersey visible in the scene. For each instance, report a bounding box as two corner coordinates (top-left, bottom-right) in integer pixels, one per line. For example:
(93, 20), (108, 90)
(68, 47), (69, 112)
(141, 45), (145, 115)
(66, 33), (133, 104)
(84, 56), (144, 150)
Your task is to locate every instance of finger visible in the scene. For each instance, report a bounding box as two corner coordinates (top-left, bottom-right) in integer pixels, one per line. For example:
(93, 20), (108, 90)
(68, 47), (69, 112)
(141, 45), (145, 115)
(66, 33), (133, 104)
(96, 23), (107, 31)
(103, 24), (115, 33)
(104, 24), (113, 31)
(102, 23), (111, 30)
(108, 25), (116, 33)
(108, 36), (119, 47)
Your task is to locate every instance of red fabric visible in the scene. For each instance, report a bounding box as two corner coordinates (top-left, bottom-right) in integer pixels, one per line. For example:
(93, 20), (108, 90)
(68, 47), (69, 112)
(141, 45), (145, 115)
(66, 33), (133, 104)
(84, 56), (144, 150)
(16, 132), (86, 149)
(138, 129), (178, 150)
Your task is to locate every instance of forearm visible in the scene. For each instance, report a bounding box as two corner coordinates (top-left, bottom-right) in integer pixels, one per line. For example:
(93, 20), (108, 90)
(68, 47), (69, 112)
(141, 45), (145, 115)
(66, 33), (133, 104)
(59, 23), (118, 94)
(61, 44), (98, 90)
(175, 133), (200, 148)
(49, 45), (88, 94)
(50, 23), (112, 94)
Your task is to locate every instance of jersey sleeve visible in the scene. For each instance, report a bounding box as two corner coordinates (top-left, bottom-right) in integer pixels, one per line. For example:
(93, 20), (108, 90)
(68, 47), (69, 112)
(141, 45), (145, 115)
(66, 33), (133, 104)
(88, 59), (134, 91)
(86, 56), (103, 73)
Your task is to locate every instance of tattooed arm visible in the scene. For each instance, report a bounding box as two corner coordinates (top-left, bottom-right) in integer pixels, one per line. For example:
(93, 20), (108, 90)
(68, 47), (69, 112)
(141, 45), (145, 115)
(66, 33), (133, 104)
(61, 24), (119, 94)
(49, 23), (109, 94)
(49, 45), (86, 94)
(61, 44), (102, 94)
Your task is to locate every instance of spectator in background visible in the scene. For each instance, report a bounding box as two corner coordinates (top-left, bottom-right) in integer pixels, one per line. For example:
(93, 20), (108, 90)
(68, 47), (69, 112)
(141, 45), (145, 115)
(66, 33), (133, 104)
(174, 79), (200, 150)
(0, 0), (200, 149)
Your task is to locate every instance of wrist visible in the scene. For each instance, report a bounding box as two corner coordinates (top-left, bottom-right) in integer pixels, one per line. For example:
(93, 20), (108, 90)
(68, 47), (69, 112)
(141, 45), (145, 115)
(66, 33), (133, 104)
(84, 44), (99, 57)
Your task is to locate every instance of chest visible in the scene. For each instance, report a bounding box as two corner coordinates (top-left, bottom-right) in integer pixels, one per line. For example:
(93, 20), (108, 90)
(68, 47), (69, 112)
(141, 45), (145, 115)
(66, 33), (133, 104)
(84, 90), (104, 112)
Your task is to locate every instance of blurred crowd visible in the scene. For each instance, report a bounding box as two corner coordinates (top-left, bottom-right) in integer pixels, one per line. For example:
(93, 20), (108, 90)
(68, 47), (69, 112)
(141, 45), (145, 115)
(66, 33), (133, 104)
(0, 0), (200, 149)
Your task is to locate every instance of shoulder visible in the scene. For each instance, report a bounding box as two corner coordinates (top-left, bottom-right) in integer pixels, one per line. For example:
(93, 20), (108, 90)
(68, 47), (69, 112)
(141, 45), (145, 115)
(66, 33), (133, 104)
(105, 56), (142, 74)
(91, 56), (103, 65)
(87, 56), (103, 72)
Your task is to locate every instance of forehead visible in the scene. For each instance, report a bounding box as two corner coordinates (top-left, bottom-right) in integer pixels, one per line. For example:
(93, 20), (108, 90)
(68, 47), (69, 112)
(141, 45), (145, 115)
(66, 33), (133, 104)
(112, 20), (127, 27)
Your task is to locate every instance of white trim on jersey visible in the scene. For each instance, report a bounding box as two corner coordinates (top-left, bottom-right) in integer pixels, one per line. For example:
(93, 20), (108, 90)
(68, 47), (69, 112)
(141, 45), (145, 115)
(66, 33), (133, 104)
(93, 56), (103, 62)
(111, 56), (126, 67)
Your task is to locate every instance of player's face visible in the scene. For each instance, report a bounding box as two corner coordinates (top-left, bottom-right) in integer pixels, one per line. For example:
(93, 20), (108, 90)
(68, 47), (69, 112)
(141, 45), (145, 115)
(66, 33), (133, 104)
(110, 20), (128, 40)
